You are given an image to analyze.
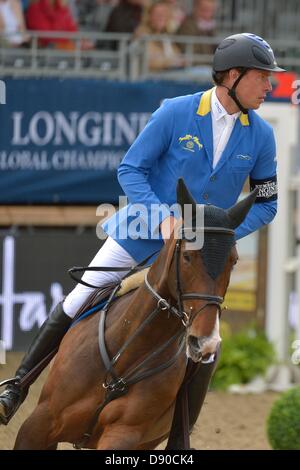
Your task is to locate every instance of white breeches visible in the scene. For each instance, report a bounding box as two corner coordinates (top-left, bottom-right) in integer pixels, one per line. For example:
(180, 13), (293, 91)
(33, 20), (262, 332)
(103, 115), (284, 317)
(63, 237), (136, 318)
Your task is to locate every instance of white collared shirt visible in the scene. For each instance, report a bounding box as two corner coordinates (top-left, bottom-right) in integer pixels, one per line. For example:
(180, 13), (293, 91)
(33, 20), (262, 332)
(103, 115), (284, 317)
(211, 88), (240, 169)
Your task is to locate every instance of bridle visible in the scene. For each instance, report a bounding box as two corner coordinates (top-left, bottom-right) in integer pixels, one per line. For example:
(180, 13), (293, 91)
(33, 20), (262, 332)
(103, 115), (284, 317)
(72, 224), (235, 450)
(145, 225), (235, 328)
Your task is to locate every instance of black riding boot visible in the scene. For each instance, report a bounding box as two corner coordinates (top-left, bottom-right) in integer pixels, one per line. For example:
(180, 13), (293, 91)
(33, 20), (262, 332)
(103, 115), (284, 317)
(0, 302), (72, 425)
(166, 349), (220, 450)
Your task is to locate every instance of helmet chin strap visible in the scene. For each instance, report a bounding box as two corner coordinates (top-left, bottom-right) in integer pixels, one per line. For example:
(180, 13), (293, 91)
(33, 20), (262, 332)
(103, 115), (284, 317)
(220, 68), (249, 114)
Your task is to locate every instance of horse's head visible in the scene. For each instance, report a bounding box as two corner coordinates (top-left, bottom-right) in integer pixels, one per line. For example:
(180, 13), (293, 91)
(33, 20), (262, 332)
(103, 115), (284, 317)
(167, 178), (258, 363)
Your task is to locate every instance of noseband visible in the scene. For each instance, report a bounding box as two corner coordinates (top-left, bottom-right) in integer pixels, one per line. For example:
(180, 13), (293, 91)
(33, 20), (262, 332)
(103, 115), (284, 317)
(71, 224), (235, 450)
(145, 226), (235, 328)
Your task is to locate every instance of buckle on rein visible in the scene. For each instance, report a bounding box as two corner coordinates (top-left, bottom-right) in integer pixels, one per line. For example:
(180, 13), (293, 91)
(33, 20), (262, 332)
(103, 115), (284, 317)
(103, 377), (127, 393)
(157, 298), (189, 327)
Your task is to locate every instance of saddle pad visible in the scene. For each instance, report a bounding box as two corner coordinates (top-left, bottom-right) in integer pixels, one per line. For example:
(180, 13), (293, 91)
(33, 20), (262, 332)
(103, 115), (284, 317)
(71, 268), (150, 326)
(116, 267), (150, 297)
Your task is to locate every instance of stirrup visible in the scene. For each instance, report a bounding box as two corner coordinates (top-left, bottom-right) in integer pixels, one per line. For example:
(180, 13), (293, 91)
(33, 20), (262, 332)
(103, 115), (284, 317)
(0, 377), (20, 388)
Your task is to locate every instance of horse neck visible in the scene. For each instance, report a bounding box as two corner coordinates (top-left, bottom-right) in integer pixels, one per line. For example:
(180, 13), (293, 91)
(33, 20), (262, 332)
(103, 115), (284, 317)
(149, 232), (177, 290)
(136, 238), (181, 334)
(117, 237), (181, 343)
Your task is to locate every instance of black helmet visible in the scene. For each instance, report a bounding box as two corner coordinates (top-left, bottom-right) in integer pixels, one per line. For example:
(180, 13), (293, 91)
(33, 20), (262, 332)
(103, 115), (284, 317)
(213, 33), (285, 73)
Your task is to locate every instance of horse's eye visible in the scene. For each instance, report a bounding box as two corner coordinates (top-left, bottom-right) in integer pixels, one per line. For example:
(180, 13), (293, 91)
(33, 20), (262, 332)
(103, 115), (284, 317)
(183, 252), (191, 262)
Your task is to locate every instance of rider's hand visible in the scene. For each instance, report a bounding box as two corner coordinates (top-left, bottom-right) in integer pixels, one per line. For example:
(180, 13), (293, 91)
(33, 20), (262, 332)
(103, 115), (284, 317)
(160, 216), (177, 243)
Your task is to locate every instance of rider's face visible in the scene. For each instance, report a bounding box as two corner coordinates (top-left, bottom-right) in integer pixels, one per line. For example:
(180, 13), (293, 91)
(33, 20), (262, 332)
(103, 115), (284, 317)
(232, 69), (273, 110)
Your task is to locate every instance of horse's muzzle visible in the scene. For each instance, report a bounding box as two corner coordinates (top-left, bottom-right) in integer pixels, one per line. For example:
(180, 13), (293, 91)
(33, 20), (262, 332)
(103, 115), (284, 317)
(186, 335), (218, 363)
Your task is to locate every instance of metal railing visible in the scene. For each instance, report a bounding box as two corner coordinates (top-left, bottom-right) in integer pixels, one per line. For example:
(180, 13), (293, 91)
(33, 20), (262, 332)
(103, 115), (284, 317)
(216, 0), (300, 39)
(0, 30), (299, 81)
(0, 31), (132, 79)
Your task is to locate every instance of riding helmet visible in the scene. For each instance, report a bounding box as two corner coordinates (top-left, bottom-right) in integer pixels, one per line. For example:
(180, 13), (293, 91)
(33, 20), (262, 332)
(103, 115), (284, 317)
(213, 33), (285, 72)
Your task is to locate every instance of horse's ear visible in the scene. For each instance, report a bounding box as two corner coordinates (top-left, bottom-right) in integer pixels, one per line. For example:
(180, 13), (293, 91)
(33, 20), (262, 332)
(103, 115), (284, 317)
(176, 178), (197, 212)
(227, 188), (259, 229)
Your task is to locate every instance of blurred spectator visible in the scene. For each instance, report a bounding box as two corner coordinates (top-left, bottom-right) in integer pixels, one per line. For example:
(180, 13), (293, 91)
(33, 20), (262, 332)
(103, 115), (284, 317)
(26, 0), (93, 49)
(77, 1), (118, 32)
(0, 0), (29, 46)
(135, 1), (184, 72)
(177, 0), (217, 57)
(26, 0), (93, 50)
(105, 0), (148, 34)
(165, 0), (186, 33)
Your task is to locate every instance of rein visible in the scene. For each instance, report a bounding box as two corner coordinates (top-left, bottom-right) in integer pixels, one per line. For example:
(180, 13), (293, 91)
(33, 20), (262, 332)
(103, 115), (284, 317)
(74, 225), (234, 450)
(145, 226), (234, 328)
(68, 250), (159, 289)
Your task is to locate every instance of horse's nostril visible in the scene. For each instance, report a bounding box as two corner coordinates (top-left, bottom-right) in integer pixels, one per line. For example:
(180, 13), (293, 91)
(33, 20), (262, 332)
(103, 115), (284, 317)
(188, 335), (200, 351)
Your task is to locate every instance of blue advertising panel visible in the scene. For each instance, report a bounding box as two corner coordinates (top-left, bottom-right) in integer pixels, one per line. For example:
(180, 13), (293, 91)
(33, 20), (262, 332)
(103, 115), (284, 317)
(0, 79), (203, 204)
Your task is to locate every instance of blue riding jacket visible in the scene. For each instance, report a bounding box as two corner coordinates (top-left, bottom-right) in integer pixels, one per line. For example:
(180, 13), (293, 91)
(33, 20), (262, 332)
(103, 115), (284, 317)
(102, 87), (277, 262)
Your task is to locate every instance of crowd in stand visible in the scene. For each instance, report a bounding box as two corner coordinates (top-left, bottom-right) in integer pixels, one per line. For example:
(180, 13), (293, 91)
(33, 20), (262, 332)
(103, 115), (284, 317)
(0, 0), (218, 71)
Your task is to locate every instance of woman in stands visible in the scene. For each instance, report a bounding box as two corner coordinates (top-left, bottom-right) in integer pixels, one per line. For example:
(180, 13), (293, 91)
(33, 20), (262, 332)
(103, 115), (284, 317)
(134, 0), (184, 71)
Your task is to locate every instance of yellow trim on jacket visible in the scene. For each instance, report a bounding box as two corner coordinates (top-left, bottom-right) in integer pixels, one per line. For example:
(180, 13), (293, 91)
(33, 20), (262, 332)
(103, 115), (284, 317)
(196, 87), (250, 126)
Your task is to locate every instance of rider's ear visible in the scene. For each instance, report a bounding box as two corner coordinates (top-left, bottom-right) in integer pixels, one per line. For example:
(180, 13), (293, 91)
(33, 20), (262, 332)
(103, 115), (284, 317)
(227, 188), (258, 229)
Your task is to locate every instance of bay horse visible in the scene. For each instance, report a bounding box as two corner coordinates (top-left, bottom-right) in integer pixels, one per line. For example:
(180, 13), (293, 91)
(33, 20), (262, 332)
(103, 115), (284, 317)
(13, 179), (257, 450)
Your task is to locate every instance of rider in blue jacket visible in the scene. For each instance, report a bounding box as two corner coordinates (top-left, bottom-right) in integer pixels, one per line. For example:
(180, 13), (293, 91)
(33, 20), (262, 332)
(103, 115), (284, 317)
(0, 33), (284, 447)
